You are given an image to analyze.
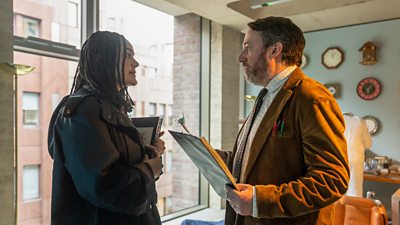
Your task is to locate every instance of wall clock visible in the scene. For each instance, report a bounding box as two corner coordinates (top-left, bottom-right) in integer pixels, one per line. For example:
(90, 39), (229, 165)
(357, 77), (382, 100)
(362, 115), (380, 135)
(324, 83), (341, 98)
(322, 47), (344, 69)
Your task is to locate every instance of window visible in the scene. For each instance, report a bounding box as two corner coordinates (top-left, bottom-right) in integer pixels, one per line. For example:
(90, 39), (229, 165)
(149, 103), (157, 116)
(128, 101), (136, 118)
(68, 1), (79, 27)
(15, 51), (77, 224)
(99, 0), (204, 219)
(22, 165), (40, 200)
(51, 93), (61, 112)
(10, 0), (207, 223)
(14, 0), (82, 49)
(107, 17), (117, 30)
(20, 15), (40, 37)
(165, 150), (173, 173)
(168, 104), (173, 126)
(22, 92), (39, 126)
(159, 103), (166, 125)
(51, 22), (60, 42)
(13, 0), (82, 224)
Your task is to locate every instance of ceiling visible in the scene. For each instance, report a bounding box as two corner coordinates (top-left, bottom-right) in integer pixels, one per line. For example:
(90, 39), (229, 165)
(133, 0), (400, 32)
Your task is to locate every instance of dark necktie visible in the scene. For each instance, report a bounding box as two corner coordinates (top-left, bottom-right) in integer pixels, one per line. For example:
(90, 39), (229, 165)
(232, 88), (268, 180)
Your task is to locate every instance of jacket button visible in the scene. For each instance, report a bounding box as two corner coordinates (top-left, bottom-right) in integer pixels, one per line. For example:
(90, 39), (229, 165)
(66, 109), (71, 114)
(107, 115), (111, 119)
(149, 204), (152, 209)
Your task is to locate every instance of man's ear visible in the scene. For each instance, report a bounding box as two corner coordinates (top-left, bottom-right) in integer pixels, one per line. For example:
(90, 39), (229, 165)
(271, 42), (283, 57)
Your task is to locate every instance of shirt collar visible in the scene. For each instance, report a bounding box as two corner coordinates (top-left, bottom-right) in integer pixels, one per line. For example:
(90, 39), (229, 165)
(265, 65), (297, 94)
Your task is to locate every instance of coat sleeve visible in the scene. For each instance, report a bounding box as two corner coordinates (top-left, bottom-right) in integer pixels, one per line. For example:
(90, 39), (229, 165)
(255, 96), (349, 218)
(56, 99), (155, 215)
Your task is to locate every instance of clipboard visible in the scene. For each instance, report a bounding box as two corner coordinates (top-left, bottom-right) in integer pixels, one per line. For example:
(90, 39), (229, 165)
(169, 130), (238, 199)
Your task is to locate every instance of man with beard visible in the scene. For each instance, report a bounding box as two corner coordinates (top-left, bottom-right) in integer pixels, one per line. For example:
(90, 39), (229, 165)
(221, 16), (349, 225)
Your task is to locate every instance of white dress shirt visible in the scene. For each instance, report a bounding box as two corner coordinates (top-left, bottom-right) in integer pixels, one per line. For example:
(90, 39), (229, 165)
(241, 65), (297, 217)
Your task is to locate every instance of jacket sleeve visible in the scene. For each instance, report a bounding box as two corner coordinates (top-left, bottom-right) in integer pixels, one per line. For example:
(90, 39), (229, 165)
(56, 98), (155, 215)
(255, 96), (349, 218)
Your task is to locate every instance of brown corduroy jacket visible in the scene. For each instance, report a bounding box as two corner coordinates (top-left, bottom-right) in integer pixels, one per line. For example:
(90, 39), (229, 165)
(225, 68), (349, 225)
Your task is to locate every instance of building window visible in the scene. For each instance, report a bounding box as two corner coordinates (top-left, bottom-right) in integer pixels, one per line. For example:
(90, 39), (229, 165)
(159, 103), (166, 125)
(68, 1), (79, 27)
(98, 0), (205, 219)
(128, 101), (136, 118)
(51, 22), (60, 42)
(168, 104), (173, 126)
(22, 16), (40, 37)
(164, 196), (173, 215)
(107, 17), (117, 30)
(165, 149), (172, 173)
(149, 103), (157, 117)
(51, 92), (61, 112)
(141, 65), (146, 76)
(22, 165), (40, 201)
(22, 92), (40, 126)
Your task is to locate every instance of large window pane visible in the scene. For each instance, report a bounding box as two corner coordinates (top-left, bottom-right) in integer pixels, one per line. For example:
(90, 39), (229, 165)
(22, 92), (39, 126)
(13, 0), (81, 48)
(15, 51), (77, 225)
(99, 0), (202, 217)
(22, 165), (40, 201)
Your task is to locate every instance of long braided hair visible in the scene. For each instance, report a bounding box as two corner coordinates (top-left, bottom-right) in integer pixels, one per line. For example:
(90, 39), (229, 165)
(70, 31), (134, 112)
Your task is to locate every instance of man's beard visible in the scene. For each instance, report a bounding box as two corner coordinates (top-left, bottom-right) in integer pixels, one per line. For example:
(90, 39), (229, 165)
(244, 52), (267, 86)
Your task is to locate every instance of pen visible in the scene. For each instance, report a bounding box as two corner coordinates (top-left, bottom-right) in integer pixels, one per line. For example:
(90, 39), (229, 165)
(278, 111), (286, 137)
(272, 121), (278, 137)
(279, 121), (285, 137)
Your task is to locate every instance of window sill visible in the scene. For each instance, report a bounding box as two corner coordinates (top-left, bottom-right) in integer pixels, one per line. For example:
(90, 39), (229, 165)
(162, 208), (225, 225)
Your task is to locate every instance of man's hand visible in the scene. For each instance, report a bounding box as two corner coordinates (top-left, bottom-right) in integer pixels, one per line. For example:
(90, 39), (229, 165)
(225, 183), (253, 216)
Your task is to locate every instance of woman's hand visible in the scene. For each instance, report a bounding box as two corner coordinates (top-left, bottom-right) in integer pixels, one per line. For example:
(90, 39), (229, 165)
(144, 131), (166, 158)
(146, 156), (163, 179)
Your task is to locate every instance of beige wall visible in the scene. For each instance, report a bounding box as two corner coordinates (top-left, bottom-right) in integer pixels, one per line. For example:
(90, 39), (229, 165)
(0, 0), (15, 224)
(209, 22), (243, 208)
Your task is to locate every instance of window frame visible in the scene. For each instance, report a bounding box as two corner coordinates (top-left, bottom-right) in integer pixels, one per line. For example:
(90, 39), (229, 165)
(12, 0), (212, 222)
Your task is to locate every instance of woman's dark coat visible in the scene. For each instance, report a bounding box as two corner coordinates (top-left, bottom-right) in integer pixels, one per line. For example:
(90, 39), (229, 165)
(48, 87), (161, 225)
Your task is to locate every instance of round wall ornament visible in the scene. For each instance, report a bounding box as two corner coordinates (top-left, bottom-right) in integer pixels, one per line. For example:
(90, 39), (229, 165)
(357, 77), (381, 100)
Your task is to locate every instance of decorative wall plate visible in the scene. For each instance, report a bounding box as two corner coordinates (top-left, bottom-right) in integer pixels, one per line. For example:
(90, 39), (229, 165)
(362, 115), (380, 135)
(357, 77), (381, 100)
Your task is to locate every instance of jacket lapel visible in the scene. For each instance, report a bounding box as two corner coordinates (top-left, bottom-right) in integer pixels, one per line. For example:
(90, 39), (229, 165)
(242, 68), (304, 183)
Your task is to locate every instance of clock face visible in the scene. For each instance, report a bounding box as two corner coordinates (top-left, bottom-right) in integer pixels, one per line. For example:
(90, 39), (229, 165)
(324, 83), (341, 98)
(362, 115), (380, 135)
(357, 77), (381, 100)
(328, 86), (336, 95)
(322, 47), (344, 69)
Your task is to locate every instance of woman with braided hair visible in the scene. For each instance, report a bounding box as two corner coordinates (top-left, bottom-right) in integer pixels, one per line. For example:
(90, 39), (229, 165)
(48, 31), (165, 225)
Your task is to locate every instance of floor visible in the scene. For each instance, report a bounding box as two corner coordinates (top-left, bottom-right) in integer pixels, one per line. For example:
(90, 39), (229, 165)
(162, 208), (225, 225)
